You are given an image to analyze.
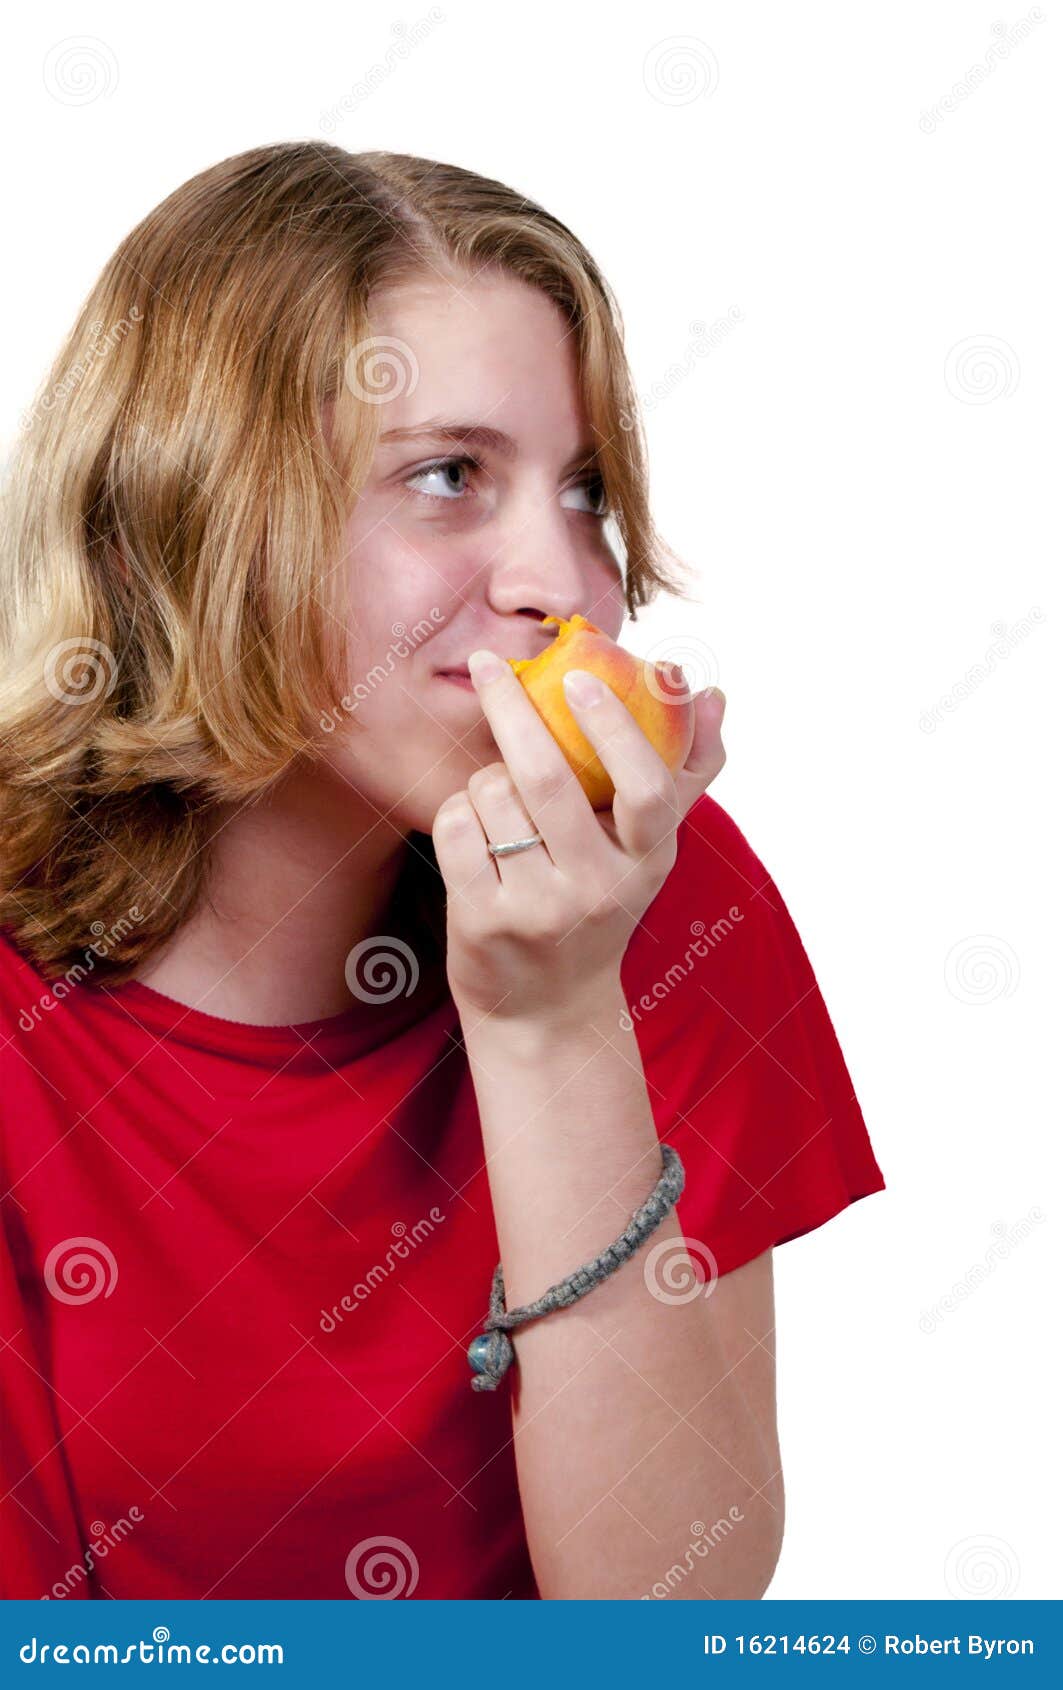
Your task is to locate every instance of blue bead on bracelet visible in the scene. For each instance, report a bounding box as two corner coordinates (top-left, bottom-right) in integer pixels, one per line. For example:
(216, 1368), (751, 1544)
(467, 1326), (514, 1381)
(467, 1142), (685, 1393)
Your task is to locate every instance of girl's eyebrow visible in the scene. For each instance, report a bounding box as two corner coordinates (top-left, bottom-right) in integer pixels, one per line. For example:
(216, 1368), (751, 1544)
(378, 418), (597, 474)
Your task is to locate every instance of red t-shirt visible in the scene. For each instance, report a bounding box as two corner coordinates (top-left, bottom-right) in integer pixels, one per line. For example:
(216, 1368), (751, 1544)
(0, 793), (885, 1600)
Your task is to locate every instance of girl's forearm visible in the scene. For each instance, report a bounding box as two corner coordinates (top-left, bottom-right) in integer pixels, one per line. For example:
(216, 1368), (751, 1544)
(460, 977), (782, 1600)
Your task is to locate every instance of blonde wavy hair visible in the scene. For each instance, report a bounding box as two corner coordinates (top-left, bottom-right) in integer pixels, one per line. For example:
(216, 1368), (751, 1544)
(0, 141), (695, 988)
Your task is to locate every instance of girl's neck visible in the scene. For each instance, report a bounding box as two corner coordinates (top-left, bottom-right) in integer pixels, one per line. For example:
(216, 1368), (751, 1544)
(132, 763), (422, 1026)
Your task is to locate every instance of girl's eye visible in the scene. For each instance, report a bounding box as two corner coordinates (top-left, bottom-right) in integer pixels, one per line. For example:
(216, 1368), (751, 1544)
(403, 455), (610, 518)
(561, 474), (609, 518)
(404, 455), (479, 502)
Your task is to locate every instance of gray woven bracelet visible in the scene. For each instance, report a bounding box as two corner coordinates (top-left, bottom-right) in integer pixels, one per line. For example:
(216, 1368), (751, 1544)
(467, 1141), (685, 1392)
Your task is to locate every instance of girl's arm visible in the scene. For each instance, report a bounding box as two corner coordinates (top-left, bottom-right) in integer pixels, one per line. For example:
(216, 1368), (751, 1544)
(432, 649), (777, 1596)
(462, 975), (784, 1601)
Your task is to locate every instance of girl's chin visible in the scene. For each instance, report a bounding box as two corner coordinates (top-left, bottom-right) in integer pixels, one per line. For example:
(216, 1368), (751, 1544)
(398, 762), (500, 837)
(319, 730), (500, 834)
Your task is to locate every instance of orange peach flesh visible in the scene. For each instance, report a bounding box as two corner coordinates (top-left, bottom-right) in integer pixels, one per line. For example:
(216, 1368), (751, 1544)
(507, 614), (695, 810)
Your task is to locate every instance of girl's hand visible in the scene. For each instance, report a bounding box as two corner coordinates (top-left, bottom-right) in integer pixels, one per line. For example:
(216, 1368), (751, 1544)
(430, 651), (727, 1026)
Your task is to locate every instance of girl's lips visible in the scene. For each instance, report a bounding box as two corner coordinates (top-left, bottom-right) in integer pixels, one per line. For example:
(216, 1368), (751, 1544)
(435, 671), (475, 691)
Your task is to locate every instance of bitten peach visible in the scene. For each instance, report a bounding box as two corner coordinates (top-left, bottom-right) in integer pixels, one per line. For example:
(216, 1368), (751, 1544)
(508, 613), (695, 810)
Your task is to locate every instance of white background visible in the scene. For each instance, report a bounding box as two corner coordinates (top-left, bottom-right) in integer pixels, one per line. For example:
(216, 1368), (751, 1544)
(2, 1), (1058, 1601)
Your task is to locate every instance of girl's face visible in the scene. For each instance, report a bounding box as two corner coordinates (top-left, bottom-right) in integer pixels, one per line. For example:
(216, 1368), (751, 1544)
(318, 268), (627, 836)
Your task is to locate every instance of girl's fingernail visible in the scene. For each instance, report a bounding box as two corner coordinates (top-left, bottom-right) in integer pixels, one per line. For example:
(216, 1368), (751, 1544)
(467, 649), (506, 685)
(562, 669), (605, 709)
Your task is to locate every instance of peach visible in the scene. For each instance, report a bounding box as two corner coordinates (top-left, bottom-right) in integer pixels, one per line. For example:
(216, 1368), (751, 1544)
(507, 614), (695, 810)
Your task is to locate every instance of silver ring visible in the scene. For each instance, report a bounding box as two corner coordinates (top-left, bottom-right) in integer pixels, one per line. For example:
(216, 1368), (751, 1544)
(487, 832), (545, 859)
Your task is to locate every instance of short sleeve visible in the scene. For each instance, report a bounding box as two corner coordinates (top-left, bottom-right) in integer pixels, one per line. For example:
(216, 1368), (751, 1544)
(619, 792), (886, 1278)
